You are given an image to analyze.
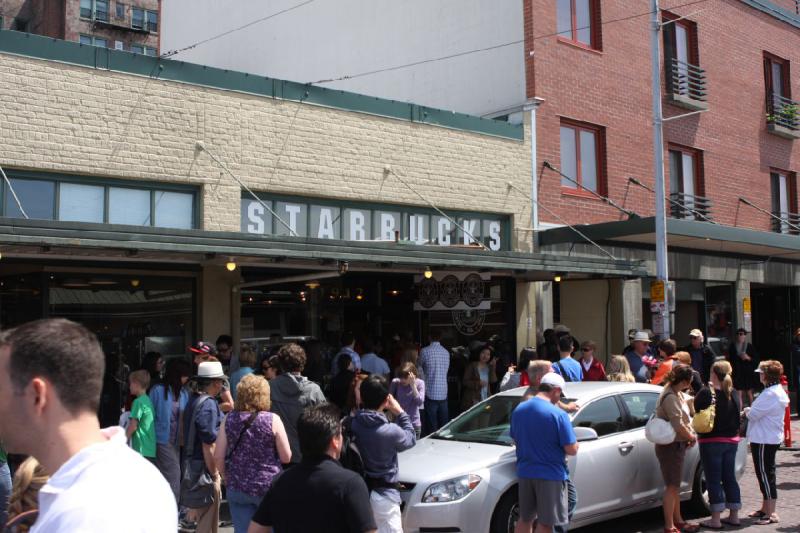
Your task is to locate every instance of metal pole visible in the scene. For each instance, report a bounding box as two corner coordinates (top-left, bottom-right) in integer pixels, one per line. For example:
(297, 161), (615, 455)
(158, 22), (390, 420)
(650, 0), (671, 336)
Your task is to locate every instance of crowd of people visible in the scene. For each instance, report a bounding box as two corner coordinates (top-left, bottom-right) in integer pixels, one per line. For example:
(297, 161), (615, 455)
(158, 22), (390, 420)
(0, 318), (794, 533)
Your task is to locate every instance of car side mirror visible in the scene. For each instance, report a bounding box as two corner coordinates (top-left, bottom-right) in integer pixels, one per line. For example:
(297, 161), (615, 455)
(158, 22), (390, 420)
(574, 426), (599, 442)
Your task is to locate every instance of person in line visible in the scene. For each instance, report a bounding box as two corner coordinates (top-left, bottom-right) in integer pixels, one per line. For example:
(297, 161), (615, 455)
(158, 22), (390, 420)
(184, 361), (226, 533)
(351, 376), (417, 533)
(790, 327), (800, 393)
(728, 328), (758, 407)
(0, 318), (176, 531)
(126, 369), (157, 464)
(419, 330), (450, 434)
(682, 329), (714, 383)
(552, 336), (583, 383)
(389, 363), (425, 439)
(651, 339), (678, 385)
(694, 361), (742, 529)
(269, 343), (326, 465)
(5, 457), (48, 533)
(461, 345), (498, 410)
(360, 338), (391, 379)
(0, 442), (10, 527)
(500, 348), (536, 391)
(578, 341), (605, 381)
(624, 331), (652, 383)
(302, 339), (326, 386)
(673, 352), (704, 395)
(216, 334), (235, 372)
(511, 372), (578, 533)
(230, 344), (256, 401)
(247, 404), (377, 533)
(149, 358), (191, 503)
(261, 355), (281, 380)
(654, 365), (699, 533)
(214, 374), (291, 533)
(141, 351), (164, 390)
(332, 332), (362, 375)
(330, 353), (357, 414)
(606, 355), (636, 383)
(744, 360), (790, 526)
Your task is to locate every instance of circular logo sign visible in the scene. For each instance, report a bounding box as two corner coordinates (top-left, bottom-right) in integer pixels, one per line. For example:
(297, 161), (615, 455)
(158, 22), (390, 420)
(417, 278), (438, 309)
(452, 309), (486, 336)
(461, 273), (484, 307)
(439, 275), (461, 308)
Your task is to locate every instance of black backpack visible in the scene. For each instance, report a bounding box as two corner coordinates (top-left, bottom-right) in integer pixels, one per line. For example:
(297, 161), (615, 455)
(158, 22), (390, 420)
(339, 416), (367, 481)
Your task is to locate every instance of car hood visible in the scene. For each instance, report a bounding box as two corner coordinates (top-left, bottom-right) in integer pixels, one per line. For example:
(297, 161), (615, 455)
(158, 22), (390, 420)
(398, 437), (514, 483)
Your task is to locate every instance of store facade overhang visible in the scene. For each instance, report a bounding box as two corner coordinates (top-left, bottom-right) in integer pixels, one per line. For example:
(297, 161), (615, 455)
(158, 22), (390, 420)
(538, 216), (800, 262)
(0, 218), (645, 279)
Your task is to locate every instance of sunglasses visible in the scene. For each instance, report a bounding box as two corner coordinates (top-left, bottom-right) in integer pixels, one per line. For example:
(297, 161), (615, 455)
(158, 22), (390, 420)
(582, 348), (592, 352)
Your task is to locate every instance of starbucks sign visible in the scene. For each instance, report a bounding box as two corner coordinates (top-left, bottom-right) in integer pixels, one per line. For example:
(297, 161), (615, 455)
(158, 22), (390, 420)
(241, 195), (508, 251)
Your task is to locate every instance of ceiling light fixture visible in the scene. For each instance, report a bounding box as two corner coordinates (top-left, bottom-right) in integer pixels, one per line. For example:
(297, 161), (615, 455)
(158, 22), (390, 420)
(226, 259), (237, 271)
(424, 268), (433, 279)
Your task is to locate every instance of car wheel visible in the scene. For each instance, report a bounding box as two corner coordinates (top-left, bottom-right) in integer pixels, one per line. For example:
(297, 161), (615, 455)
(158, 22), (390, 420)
(689, 465), (710, 515)
(490, 489), (519, 533)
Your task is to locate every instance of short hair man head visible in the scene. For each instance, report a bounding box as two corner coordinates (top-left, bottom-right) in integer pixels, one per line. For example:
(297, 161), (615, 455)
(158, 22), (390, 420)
(341, 332), (355, 349)
(297, 403), (344, 461)
(278, 343), (307, 374)
(557, 335), (573, 356)
(0, 319), (105, 470)
(359, 375), (390, 410)
(429, 330), (442, 343)
(658, 338), (677, 359)
(527, 360), (553, 387)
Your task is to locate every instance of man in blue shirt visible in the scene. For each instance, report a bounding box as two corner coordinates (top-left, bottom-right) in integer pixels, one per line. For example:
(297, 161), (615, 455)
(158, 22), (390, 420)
(624, 331), (652, 383)
(552, 336), (583, 382)
(511, 372), (578, 533)
(359, 338), (391, 379)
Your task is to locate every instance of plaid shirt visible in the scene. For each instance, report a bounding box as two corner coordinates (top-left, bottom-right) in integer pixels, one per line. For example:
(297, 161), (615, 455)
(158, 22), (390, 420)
(419, 342), (450, 400)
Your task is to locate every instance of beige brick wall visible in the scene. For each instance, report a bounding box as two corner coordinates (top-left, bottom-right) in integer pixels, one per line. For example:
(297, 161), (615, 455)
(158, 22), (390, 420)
(0, 51), (533, 250)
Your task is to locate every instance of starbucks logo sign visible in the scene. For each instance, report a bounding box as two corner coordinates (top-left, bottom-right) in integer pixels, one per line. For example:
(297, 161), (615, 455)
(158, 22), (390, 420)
(452, 309), (486, 336)
(439, 275), (461, 308)
(417, 278), (438, 309)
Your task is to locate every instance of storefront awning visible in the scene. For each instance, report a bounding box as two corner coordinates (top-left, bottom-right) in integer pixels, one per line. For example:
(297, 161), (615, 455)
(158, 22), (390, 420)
(0, 218), (646, 278)
(538, 217), (800, 262)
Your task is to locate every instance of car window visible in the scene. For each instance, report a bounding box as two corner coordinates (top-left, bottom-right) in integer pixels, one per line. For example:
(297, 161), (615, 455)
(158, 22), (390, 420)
(621, 392), (660, 429)
(572, 396), (623, 437)
(433, 395), (522, 445)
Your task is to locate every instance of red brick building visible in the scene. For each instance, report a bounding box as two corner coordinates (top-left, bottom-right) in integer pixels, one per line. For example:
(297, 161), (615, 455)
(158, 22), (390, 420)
(0, 0), (159, 55)
(527, 0), (800, 376)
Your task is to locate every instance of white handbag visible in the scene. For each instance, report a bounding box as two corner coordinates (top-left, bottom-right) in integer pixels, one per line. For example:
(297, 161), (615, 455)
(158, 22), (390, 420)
(645, 415), (676, 445)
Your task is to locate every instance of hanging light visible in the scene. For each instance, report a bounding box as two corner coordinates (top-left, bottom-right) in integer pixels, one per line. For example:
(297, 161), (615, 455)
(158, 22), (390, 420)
(554, 275), (562, 283)
(305, 280), (321, 289)
(130, 279), (141, 288)
(226, 259), (237, 271)
(423, 267), (433, 279)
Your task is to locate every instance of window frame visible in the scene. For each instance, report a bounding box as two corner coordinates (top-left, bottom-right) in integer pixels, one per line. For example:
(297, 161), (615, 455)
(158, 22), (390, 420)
(80, 0), (109, 22)
(764, 52), (791, 100)
(131, 7), (144, 29)
(618, 391), (661, 431)
(770, 169), (798, 234)
(667, 144), (704, 197)
(115, 2), (126, 19)
(556, 0), (602, 52)
(0, 170), (199, 230)
(559, 118), (607, 197)
(571, 394), (626, 438)
(79, 34), (108, 48)
(145, 10), (158, 33)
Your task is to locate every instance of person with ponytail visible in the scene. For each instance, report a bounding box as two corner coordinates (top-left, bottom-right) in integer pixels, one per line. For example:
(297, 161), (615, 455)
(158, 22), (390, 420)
(694, 361), (742, 528)
(5, 457), (49, 533)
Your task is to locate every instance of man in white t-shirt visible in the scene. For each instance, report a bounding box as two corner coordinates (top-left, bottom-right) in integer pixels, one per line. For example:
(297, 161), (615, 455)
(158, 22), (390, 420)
(0, 318), (176, 532)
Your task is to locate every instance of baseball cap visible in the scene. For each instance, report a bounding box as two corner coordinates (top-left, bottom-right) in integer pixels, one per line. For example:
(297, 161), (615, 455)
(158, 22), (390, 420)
(540, 372), (566, 390)
(189, 341), (216, 355)
(689, 328), (703, 338)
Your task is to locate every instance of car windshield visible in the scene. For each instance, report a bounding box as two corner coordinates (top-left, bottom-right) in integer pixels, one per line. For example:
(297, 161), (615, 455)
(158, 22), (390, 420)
(432, 395), (523, 446)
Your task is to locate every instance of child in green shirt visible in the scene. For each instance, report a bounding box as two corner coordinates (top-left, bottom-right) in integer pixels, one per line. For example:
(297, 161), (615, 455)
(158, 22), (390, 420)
(126, 370), (157, 462)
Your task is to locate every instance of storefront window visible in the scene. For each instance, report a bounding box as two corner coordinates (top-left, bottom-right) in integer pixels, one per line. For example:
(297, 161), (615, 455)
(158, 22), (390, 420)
(154, 191), (194, 229)
(60, 183), (104, 223)
(109, 187), (151, 226)
(4, 178), (55, 219)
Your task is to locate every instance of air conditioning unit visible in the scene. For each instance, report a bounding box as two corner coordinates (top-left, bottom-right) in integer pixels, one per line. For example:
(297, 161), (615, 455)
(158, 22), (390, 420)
(115, 41), (124, 51)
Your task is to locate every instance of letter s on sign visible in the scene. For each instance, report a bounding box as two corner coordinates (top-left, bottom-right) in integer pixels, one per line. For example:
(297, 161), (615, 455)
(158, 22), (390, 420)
(489, 221), (501, 251)
(247, 202), (265, 234)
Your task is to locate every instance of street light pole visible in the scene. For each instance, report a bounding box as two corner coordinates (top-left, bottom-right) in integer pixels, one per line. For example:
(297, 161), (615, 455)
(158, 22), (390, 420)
(650, 0), (671, 337)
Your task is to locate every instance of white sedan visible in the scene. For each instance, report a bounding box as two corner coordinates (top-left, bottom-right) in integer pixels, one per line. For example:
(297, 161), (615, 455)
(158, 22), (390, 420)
(398, 381), (748, 533)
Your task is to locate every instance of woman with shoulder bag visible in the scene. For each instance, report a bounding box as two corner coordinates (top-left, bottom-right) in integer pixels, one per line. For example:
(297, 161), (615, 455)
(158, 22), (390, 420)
(213, 374), (292, 533)
(694, 361), (742, 529)
(655, 365), (700, 533)
(744, 360), (790, 526)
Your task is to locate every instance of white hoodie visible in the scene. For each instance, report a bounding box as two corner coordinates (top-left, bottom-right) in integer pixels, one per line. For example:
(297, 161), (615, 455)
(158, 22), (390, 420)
(747, 384), (790, 445)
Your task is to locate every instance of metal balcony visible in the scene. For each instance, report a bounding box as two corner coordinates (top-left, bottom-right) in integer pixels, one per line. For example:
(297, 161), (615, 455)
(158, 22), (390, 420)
(771, 212), (800, 234)
(669, 192), (713, 221)
(667, 58), (707, 110)
(766, 93), (800, 139)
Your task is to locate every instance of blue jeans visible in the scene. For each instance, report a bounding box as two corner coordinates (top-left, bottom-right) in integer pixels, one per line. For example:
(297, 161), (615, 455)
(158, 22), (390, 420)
(227, 488), (263, 533)
(700, 441), (741, 512)
(424, 399), (449, 434)
(0, 462), (11, 528)
(553, 477), (577, 533)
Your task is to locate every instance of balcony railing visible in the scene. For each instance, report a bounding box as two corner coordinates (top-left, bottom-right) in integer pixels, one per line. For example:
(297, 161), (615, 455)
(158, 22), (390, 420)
(771, 212), (800, 234)
(667, 58), (707, 103)
(767, 93), (799, 131)
(670, 192), (713, 221)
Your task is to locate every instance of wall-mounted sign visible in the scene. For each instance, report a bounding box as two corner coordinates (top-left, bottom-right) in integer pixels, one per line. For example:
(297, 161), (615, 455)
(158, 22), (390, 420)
(413, 272), (491, 311)
(241, 196), (509, 251)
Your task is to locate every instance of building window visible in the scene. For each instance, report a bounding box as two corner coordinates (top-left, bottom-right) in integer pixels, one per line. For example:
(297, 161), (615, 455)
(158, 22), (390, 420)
(668, 146), (707, 220)
(662, 12), (706, 105)
(0, 173), (197, 229)
(79, 34), (108, 48)
(131, 7), (144, 29)
(770, 170), (797, 234)
(559, 120), (605, 194)
(764, 53), (798, 133)
(130, 44), (157, 56)
(80, 0), (109, 22)
(146, 10), (158, 33)
(556, 0), (602, 50)
(131, 8), (157, 32)
(115, 2), (125, 19)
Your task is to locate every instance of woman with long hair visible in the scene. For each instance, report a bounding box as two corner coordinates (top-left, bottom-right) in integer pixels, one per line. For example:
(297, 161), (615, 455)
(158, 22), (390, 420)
(655, 365), (699, 533)
(141, 351), (164, 389)
(606, 355), (635, 383)
(5, 457), (48, 533)
(389, 362), (426, 438)
(147, 358), (191, 502)
(214, 374), (291, 533)
(695, 361), (742, 528)
(461, 345), (497, 410)
(744, 360), (790, 525)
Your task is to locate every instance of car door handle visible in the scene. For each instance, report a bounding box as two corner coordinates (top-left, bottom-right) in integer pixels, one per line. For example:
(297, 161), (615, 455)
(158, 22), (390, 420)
(618, 442), (635, 453)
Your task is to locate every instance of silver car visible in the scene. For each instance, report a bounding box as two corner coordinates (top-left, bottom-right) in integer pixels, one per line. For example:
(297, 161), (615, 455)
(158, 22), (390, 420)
(398, 382), (748, 533)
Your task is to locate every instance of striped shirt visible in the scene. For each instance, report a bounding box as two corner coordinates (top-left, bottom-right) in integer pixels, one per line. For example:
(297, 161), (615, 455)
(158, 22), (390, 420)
(419, 342), (450, 401)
